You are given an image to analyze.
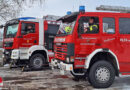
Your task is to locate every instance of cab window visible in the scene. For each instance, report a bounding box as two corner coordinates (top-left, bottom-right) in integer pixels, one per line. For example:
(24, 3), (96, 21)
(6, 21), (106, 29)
(21, 23), (35, 35)
(103, 18), (115, 34)
(78, 16), (99, 34)
(119, 18), (130, 34)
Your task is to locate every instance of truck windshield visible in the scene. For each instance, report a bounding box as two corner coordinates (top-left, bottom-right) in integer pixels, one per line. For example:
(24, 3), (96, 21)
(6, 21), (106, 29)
(5, 24), (19, 38)
(57, 21), (75, 35)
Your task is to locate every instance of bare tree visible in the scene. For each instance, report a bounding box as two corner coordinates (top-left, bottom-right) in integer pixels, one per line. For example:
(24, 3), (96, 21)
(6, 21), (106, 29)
(0, 0), (45, 23)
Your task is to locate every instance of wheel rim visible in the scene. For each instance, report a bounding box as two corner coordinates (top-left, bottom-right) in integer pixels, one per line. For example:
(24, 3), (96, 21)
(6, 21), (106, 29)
(33, 57), (43, 68)
(95, 67), (110, 83)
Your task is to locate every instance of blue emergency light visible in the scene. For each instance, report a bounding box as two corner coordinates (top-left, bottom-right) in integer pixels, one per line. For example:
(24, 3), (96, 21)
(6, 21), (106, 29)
(79, 6), (85, 12)
(67, 11), (72, 15)
(18, 17), (36, 20)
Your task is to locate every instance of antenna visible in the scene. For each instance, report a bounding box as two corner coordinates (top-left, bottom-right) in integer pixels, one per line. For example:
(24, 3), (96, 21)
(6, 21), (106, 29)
(96, 5), (130, 13)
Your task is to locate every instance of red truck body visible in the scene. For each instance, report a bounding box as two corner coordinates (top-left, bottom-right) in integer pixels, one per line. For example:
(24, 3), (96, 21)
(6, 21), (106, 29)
(3, 17), (60, 69)
(52, 11), (130, 88)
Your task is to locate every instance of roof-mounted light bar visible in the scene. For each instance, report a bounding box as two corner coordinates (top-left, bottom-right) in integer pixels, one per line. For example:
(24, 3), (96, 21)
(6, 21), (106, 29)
(79, 6), (85, 12)
(18, 17), (36, 20)
(67, 11), (72, 15)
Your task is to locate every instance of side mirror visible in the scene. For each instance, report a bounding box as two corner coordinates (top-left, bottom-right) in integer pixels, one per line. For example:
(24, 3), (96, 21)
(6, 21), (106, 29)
(0, 25), (4, 29)
(44, 20), (48, 31)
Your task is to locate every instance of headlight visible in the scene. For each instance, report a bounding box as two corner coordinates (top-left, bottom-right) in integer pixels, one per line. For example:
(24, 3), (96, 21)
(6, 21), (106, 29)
(11, 49), (19, 59)
(66, 57), (70, 63)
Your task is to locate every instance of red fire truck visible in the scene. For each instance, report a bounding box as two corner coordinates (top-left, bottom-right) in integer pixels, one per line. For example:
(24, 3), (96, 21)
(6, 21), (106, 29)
(52, 6), (130, 88)
(1, 17), (60, 70)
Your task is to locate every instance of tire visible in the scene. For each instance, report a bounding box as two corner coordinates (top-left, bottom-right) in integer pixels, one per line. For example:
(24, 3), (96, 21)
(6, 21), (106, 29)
(88, 60), (115, 88)
(70, 69), (87, 79)
(30, 53), (45, 70)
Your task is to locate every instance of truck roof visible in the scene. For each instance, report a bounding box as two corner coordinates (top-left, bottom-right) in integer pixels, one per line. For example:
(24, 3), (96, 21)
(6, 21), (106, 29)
(83, 12), (130, 16)
(57, 11), (130, 22)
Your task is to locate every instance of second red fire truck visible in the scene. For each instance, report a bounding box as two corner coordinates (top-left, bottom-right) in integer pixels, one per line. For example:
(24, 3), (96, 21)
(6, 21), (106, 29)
(2, 16), (60, 70)
(52, 6), (130, 88)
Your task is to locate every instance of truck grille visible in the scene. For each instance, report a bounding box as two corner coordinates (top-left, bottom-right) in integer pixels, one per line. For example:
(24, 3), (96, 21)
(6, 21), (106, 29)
(54, 43), (67, 60)
(4, 42), (13, 47)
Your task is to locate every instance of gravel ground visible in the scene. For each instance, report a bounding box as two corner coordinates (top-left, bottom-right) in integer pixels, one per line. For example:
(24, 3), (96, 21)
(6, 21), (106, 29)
(0, 66), (130, 90)
(0, 67), (91, 90)
(0, 49), (130, 90)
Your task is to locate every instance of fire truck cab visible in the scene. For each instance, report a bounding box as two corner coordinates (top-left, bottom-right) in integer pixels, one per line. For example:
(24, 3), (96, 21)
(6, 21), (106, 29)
(2, 17), (60, 70)
(52, 6), (130, 88)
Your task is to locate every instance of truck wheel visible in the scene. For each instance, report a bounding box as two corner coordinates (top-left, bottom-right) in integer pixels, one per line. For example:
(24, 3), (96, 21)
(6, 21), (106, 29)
(70, 69), (86, 79)
(88, 60), (115, 88)
(30, 54), (45, 70)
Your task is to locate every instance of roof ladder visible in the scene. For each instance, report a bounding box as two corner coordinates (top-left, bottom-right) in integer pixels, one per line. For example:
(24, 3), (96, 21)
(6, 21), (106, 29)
(96, 5), (130, 13)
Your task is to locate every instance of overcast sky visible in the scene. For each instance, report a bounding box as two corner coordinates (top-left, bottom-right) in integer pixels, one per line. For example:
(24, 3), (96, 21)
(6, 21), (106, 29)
(0, 0), (130, 34)
(21, 0), (130, 18)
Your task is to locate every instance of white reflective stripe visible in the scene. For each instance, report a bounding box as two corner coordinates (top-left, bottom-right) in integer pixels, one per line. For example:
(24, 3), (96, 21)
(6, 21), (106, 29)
(85, 49), (120, 70)
(39, 19), (44, 45)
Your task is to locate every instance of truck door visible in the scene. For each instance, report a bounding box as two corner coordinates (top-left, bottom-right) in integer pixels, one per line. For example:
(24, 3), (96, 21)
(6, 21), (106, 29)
(118, 17), (130, 72)
(18, 22), (39, 48)
(101, 17), (117, 52)
(76, 16), (101, 56)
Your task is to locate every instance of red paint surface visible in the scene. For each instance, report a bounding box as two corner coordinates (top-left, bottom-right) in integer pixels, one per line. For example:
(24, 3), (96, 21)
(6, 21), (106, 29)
(54, 12), (130, 73)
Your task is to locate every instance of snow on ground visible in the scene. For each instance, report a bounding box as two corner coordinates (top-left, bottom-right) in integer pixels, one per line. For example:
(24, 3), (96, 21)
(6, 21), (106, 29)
(0, 66), (130, 90)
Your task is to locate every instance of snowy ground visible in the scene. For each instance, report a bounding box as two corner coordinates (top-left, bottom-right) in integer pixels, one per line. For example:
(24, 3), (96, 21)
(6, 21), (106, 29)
(0, 66), (130, 90)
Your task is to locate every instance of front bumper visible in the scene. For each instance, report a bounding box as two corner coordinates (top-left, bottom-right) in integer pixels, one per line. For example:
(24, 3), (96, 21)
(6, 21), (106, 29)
(3, 49), (19, 61)
(51, 59), (73, 71)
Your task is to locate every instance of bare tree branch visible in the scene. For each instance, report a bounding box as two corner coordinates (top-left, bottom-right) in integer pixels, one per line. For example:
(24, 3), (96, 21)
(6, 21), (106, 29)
(0, 0), (45, 24)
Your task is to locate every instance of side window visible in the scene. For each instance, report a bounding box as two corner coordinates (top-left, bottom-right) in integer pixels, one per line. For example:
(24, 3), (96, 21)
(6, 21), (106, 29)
(78, 17), (99, 34)
(21, 23), (35, 35)
(103, 18), (115, 34)
(119, 18), (130, 34)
